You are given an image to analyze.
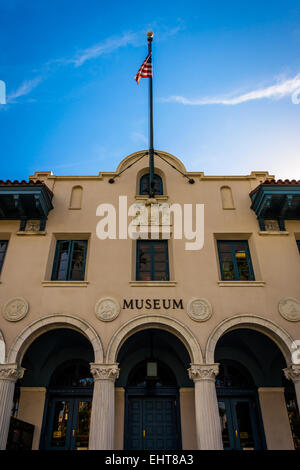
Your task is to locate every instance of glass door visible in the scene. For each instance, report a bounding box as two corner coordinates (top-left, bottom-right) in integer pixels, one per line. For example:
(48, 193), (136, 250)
(218, 397), (261, 450)
(45, 397), (91, 450)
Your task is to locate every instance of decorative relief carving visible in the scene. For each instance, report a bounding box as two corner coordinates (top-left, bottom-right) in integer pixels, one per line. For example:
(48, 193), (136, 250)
(25, 220), (40, 232)
(2, 297), (29, 322)
(95, 297), (120, 322)
(278, 297), (300, 322)
(0, 364), (25, 382)
(188, 364), (219, 381)
(187, 298), (212, 322)
(90, 363), (120, 381)
(264, 220), (280, 231)
(283, 364), (300, 382)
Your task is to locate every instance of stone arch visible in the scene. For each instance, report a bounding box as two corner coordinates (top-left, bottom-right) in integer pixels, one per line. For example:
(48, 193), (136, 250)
(116, 150), (187, 175)
(205, 314), (294, 364)
(106, 314), (203, 364)
(220, 185), (235, 209)
(7, 314), (104, 364)
(69, 185), (83, 209)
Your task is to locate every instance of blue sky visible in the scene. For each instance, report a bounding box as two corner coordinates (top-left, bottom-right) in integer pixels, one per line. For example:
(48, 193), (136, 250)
(1, 0), (300, 180)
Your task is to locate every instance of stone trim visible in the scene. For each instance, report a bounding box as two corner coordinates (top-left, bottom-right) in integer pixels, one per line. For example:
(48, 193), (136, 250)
(205, 314), (294, 364)
(283, 364), (300, 382)
(42, 281), (89, 287)
(90, 363), (120, 381)
(16, 231), (47, 236)
(0, 364), (25, 382)
(217, 281), (266, 287)
(129, 281), (177, 287)
(7, 314), (104, 363)
(106, 314), (203, 364)
(188, 364), (219, 382)
(258, 231), (289, 236)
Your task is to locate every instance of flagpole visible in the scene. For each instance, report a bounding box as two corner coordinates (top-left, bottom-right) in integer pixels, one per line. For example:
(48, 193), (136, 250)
(147, 30), (155, 198)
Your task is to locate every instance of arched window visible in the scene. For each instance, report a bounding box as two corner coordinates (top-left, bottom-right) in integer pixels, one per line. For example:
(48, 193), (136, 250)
(215, 360), (254, 389)
(69, 185), (83, 209)
(127, 360), (177, 387)
(50, 360), (93, 388)
(220, 186), (235, 210)
(139, 173), (163, 195)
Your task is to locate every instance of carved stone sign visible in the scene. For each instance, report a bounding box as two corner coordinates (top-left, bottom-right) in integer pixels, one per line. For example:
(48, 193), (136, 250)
(187, 298), (212, 322)
(278, 297), (300, 322)
(2, 297), (29, 322)
(123, 298), (183, 310)
(95, 297), (120, 322)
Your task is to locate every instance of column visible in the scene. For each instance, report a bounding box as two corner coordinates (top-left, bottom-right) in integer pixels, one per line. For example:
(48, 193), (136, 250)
(88, 363), (119, 450)
(188, 364), (223, 450)
(0, 363), (25, 450)
(283, 364), (300, 413)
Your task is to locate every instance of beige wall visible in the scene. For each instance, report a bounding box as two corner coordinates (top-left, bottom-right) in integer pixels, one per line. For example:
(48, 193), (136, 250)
(258, 388), (294, 450)
(17, 387), (46, 450)
(115, 388), (125, 450)
(179, 388), (197, 450)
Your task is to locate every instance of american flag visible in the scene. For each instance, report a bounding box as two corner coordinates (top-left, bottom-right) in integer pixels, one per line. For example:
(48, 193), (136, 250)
(134, 53), (152, 84)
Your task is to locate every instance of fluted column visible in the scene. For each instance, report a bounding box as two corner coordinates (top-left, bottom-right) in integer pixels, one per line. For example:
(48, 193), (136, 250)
(283, 364), (300, 413)
(89, 363), (119, 450)
(188, 364), (223, 450)
(0, 364), (25, 450)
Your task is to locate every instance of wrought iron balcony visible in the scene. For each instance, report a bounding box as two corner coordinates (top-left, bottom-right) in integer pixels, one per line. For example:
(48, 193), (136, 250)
(250, 179), (300, 231)
(0, 180), (53, 231)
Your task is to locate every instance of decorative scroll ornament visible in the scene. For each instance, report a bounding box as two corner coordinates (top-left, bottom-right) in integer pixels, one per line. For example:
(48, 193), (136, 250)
(2, 297), (29, 322)
(0, 364), (25, 382)
(188, 364), (219, 381)
(187, 298), (212, 322)
(95, 297), (120, 322)
(278, 297), (300, 322)
(283, 364), (300, 382)
(90, 363), (120, 381)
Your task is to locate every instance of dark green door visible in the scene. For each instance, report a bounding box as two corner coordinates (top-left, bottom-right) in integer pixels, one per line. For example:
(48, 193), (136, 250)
(126, 397), (180, 450)
(45, 397), (91, 450)
(218, 397), (262, 450)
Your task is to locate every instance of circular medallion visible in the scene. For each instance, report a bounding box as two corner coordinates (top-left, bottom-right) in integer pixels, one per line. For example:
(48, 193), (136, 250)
(95, 297), (120, 322)
(278, 297), (300, 322)
(187, 298), (212, 322)
(2, 297), (29, 322)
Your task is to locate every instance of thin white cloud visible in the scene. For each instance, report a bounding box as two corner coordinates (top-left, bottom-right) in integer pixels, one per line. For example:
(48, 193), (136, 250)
(161, 74), (300, 106)
(72, 32), (139, 67)
(131, 131), (148, 145)
(6, 24), (183, 103)
(7, 76), (43, 103)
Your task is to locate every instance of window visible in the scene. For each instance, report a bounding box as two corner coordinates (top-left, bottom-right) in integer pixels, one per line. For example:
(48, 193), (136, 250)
(136, 240), (169, 281)
(0, 241), (8, 275)
(217, 240), (254, 281)
(51, 240), (87, 281)
(139, 173), (163, 195)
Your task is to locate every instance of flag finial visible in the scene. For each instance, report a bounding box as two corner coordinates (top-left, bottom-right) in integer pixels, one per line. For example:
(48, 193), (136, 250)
(147, 30), (154, 39)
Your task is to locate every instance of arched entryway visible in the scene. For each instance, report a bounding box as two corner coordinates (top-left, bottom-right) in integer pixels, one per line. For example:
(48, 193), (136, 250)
(116, 328), (194, 450)
(5, 315), (104, 451)
(213, 328), (300, 450)
(15, 328), (94, 450)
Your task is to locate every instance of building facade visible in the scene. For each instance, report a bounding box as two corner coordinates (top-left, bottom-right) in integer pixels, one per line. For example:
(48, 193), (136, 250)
(0, 150), (300, 451)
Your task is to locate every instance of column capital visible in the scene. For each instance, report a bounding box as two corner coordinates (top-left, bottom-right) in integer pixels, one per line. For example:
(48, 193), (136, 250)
(188, 363), (219, 382)
(0, 364), (25, 382)
(283, 364), (300, 383)
(90, 363), (119, 382)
